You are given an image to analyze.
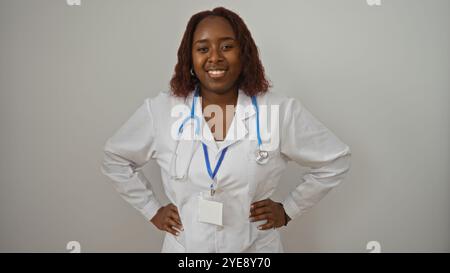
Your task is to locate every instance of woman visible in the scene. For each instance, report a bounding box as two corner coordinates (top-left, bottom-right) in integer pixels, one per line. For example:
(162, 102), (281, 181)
(101, 7), (351, 252)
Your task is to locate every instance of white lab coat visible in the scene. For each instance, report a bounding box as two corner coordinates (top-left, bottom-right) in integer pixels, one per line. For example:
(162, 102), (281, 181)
(101, 89), (351, 252)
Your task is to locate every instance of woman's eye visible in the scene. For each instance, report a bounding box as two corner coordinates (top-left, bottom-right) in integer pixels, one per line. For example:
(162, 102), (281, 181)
(197, 47), (208, 53)
(222, 45), (233, 50)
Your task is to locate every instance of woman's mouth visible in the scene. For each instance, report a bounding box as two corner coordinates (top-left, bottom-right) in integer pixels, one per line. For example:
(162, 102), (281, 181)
(207, 70), (227, 79)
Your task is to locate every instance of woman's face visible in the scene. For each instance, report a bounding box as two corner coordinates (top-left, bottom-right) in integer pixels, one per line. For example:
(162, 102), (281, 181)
(191, 16), (242, 95)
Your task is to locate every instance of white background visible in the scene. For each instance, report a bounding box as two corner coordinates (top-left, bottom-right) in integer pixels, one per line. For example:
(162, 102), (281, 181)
(0, 0), (448, 252)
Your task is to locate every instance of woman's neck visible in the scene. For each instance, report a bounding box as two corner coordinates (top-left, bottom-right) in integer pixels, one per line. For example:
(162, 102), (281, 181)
(200, 86), (238, 142)
(200, 86), (238, 108)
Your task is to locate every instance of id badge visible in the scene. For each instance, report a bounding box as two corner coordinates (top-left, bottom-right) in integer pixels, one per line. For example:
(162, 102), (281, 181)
(198, 193), (223, 226)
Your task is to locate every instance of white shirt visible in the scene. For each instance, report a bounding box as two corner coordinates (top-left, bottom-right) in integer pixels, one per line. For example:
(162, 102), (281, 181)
(101, 89), (351, 252)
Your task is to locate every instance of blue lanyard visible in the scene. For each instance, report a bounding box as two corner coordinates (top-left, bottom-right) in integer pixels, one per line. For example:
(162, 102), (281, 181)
(179, 86), (263, 192)
(202, 143), (228, 194)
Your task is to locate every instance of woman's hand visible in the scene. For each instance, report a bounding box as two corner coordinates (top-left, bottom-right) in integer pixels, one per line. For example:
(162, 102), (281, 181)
(249, 199), (291, 230)
(150, 203), (183, 236)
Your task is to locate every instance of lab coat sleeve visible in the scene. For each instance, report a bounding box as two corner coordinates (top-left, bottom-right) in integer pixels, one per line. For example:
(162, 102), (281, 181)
(100, 98), (162, 222)
(280, 98), (351, 221)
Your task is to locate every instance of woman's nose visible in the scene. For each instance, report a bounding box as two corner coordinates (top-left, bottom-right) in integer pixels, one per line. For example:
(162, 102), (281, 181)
(208, 47), (224, 63)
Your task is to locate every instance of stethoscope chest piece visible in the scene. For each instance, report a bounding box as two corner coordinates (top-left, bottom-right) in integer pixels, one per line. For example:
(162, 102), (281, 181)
(255, 149), (269, 165)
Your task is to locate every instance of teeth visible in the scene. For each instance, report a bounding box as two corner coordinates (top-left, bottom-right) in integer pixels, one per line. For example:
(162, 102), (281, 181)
(208, 70), (225, 75)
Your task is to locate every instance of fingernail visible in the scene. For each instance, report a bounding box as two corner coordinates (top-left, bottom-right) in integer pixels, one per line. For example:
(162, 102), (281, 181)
(250, 217), (255, 222)
(175, 232), (179, 236)
(257, 226), (262, 230)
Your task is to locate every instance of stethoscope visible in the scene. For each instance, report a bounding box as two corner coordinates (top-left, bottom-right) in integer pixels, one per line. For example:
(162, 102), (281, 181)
(176, 86), (270, 165)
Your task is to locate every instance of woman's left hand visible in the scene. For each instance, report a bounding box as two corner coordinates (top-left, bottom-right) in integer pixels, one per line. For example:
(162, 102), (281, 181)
(249, 199), (290, 230)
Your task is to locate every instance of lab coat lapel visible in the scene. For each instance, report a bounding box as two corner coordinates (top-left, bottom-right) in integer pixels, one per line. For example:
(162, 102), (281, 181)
(182, 89), (258, 156)
(218, 90), (256, 152)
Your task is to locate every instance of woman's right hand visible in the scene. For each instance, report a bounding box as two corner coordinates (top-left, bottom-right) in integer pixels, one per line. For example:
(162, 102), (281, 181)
(150, 203), (183, 236)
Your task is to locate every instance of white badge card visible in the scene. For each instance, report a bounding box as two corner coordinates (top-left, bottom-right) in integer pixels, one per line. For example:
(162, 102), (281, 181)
(198, 196), (223, 226)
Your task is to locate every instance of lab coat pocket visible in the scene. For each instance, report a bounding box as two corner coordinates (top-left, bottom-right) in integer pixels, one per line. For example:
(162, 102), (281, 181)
(162, 233), (186, 253)
(169, 140), (199, 182)
(250, 220), (282, 252)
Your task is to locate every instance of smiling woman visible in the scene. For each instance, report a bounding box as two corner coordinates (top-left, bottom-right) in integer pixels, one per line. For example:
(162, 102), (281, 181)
(170, 7), (272, 142)
(170, 7), (270, 98)
(101, 6), (351, 253)
(192, 16), (242, 93)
